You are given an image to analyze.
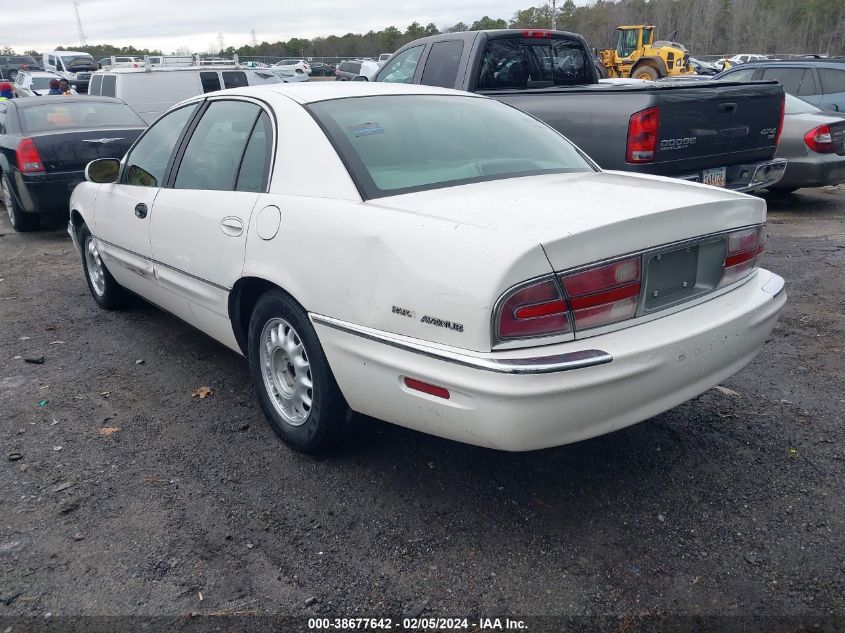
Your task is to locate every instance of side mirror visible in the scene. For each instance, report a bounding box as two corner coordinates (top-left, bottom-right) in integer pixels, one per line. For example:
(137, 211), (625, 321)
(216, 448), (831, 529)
(85, 158), (120, 184)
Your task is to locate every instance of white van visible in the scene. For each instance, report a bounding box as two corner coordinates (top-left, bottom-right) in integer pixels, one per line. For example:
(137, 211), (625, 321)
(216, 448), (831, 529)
(87, 66), (282, 124)
(42, 50), (98, 92)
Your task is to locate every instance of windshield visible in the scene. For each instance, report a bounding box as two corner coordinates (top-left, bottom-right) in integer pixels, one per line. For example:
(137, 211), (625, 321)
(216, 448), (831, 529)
(20, 102), (146, 133)
(61, 55), (96, 69)
(784, 93), (821, 115)
(309, 95), (594, 199)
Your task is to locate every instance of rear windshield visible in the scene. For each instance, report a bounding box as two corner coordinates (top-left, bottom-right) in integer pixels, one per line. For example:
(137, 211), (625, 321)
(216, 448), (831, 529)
(20, 102), (145, 133)
(309, 94), (594, 199)
(478, 37), (593, 89)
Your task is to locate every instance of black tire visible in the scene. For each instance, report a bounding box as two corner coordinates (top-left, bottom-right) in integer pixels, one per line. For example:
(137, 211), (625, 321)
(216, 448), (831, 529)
(2, 173), (40, 232)
(248, 289), (353, 453)
(78, 223), (125, 309)
(633, 65), (660, 81)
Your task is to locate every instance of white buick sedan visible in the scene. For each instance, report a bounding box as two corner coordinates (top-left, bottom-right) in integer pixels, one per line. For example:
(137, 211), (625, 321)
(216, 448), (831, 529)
(69, 83), (786, 453)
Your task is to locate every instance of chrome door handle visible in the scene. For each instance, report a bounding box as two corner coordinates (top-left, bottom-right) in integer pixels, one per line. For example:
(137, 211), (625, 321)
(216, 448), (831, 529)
(220, 216), (244, 237)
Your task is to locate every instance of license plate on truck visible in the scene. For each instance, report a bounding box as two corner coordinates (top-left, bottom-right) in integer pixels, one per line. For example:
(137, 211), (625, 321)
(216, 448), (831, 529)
(702, 167), (727, 188)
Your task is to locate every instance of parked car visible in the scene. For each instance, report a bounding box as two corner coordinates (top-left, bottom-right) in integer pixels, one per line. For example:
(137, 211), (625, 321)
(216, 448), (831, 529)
(375, 30), (787, 192)
(767, 93), (845, 193)
(269, 68), (309, 83)
(715, 58), (845, 112)
(307, 62), (335, 76)
(97, 56), (142, 70)
(335, 59), (379, 81)
(377, 53), (393, 66)
(273, 59), (311, 74)
(729, 54), (769, 65)
(13, 71), (62, 97)
(69, 82), (785, 454)
(42, 50), (98, 93)
(689, 57), (719, 75)
(87, 66), (281, 123)
(0, 55), (42, 81)
(0, 96), (146, 231)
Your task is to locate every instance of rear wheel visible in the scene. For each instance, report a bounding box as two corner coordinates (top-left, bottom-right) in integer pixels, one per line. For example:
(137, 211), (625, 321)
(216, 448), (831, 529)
(633, 65), (660, 81)
(248, 289), (353, 453)
(2, 173), (40, 232)
(78, 223), (125, 309)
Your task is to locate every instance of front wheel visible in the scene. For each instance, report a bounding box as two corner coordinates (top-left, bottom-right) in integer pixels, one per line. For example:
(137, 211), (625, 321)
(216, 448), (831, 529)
(248, 290), (353, 453)
(79, 223), (125, 309)
(2, 173), (40, 232)
(633, 66), (660, 81)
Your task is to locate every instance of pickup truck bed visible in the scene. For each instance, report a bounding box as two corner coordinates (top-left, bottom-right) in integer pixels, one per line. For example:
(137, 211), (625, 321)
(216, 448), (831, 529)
(375, 29), (786, 192)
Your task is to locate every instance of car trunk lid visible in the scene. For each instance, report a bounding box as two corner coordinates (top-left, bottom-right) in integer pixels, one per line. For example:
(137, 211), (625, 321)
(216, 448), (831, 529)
(30, 128), (142, 172)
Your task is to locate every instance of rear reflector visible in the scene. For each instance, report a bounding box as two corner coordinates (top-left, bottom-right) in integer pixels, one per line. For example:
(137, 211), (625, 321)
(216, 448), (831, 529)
(16, 137), (44, 173)
(403, 377), (450, 400)
(804, 124), (835, 153)
(626, 106), (659, 163)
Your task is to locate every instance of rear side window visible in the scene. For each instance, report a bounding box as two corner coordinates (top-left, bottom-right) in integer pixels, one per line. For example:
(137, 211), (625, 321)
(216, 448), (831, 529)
(101, 75), (116, 97)
(174, 100), (261, 191)
(420, 41), (464, 88)
(89, 74), (103, 95)
(477, 38), (592, 90)
(378, 45), (424, 83)
(222, 71), (248, 88)
(349, 62), (361, 74)
(819, 68), (845, 94)
(200, 71), (221, 93)
(236, 111), (273, 192)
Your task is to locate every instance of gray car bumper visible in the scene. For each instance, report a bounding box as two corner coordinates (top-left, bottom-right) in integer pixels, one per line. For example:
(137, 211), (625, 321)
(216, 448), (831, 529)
(775, 153), (845, 189)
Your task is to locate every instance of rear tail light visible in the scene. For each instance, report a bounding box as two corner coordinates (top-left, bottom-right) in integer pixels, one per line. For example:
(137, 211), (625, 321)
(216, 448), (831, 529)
(720, 226), (764, 287)
(561, 257), (641, 330)
(626, 106), (659, 163)
(16, 137), (44, 173)
(775, 94), (785, 145)
(496, 279), (570, 340)
(804, 124), (835, 153)
(494, 226), (766, 346)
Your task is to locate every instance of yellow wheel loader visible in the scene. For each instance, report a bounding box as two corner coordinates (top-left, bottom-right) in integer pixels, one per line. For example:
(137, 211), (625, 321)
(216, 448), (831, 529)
(598, 25), (694, 80)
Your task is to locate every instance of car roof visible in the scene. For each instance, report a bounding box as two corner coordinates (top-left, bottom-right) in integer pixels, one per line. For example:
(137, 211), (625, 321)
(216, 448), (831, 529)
(741, 58), (845, 66)
(10, 95), (127, 108)
(192, 81), (482, 105)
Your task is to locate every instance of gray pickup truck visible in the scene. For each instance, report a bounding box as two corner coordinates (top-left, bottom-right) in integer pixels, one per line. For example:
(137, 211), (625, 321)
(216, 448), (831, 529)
(374, 29), (786, 192)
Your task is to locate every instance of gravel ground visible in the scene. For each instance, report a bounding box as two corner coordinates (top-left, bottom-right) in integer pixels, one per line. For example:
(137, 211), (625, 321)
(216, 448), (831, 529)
(0, 188), (843, 630)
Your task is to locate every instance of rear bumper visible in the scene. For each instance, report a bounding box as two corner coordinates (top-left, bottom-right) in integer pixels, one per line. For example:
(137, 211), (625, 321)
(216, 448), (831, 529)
(15, 170), (84, 214)
(775, 153), (845, 189)
(677, 158), (787, 192)
(314, 269), (786, 451)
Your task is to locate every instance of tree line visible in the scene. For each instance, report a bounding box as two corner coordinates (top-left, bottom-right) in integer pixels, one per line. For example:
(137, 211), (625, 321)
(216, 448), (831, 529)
(11, 0), (845, 62)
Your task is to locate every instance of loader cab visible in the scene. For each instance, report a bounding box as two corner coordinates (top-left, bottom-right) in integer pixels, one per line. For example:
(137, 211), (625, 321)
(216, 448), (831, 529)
(616, 26), (652, 58)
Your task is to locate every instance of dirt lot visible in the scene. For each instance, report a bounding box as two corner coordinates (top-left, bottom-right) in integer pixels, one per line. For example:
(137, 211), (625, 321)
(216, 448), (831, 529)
(1, 188), (843, 629)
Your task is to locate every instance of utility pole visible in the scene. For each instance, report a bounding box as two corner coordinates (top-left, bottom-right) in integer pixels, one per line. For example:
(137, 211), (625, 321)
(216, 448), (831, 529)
(250, 29), (258, 47)
(551, 0), (557, 30)
(73, 1), (88, 46)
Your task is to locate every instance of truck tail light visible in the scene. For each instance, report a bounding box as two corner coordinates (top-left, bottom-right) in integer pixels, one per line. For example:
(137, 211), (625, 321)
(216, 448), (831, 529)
(804, 124), (835, 153)
(775, 94), (785, 145)
(626, 106), (659, 163)
(720, 226), (764, 287)
(561, 257), (641, 330)
(521, 29), (554, 38)
(16, 137), (44, 173)
(496, 279), (571, 340)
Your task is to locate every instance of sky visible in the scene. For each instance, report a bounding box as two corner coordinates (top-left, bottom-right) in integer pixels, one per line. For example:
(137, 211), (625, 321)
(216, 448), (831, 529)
(3, 0), (550, 54)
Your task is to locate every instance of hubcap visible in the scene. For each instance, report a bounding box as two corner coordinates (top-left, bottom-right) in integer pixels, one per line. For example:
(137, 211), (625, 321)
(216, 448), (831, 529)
(2, 177), (11, 222)
(84, 236), (106, 296)
(259, 318), (313, 426)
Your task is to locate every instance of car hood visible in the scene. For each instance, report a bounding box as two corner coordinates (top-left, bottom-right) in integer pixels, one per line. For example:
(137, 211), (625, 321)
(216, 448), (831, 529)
(366, 170), (765, 272)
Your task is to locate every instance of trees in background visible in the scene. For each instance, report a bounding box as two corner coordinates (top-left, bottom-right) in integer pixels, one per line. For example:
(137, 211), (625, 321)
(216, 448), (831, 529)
(10, 0), (844, 62)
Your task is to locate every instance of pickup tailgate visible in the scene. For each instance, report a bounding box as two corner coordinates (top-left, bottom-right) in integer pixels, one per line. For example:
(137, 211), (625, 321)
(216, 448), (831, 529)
(653, 81), (784, 171)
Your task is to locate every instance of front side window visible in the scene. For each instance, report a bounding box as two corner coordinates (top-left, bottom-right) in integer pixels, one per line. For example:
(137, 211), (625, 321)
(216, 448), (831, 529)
(174, 100), (261, 191)
(378, 45), (424, 83)
(309, 95), (594, 199)
(200, 71), (221, 93)
(761, 67), (806, 95)
(477, 38), (592, 90)
(420, 40), (464, 88)
(122, 103), (198, 187)
(718, 68), (756, 82)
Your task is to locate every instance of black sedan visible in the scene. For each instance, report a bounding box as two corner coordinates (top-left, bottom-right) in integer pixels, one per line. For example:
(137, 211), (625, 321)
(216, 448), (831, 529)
(308, 62), (336, 76)
(0, 96), (146, 231)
